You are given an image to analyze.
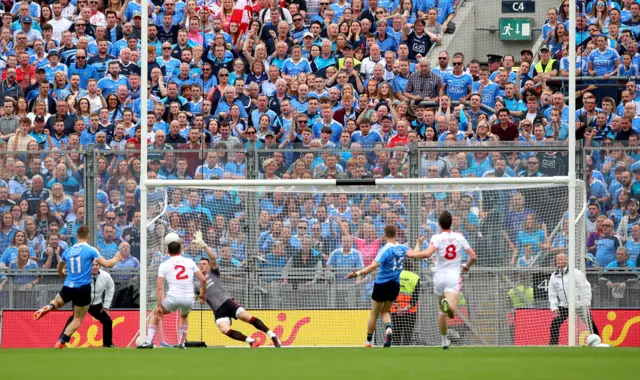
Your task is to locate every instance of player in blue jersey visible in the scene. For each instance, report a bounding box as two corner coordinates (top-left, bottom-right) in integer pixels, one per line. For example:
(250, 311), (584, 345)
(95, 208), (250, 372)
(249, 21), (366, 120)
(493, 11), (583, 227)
(346, 225), (422, 348)
(33, 225), (121, 349)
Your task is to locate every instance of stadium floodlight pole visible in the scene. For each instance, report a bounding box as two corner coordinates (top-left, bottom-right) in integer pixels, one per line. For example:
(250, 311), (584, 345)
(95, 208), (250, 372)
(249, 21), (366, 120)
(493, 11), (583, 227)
(567, 0), (578, 348)
(139, 2), (149, 346)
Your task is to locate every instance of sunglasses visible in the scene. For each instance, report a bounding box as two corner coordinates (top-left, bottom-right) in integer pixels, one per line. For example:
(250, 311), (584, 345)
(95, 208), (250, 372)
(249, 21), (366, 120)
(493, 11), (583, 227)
(245, 131), (256, 135)
(453, 62), (462, 66)
(438, 57), (447, 60)
(219, 73), (229, 77)
(162, 47), (172, 50)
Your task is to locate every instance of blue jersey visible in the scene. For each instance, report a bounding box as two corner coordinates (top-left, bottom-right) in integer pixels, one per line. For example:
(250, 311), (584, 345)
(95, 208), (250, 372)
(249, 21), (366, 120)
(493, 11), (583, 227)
(61, 242), (100, 288)
(442, 72), (473, 102)
(588, 47), (620, 76)
(281, 58), (312, 77)
(374, 243), (409, 284)
(472, 81), (500, 108)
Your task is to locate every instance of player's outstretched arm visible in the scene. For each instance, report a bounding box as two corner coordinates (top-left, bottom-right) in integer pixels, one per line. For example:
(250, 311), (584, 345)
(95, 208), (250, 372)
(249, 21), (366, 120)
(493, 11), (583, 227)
(462, 248), (477, 272)
(193, 231), (218, 269)
(96, 252), (122, 268)
(346, 261), (380, 279)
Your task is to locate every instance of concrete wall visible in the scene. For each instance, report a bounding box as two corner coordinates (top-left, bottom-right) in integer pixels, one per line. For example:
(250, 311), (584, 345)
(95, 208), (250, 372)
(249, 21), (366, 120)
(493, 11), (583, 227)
(429, 0), (558, 64)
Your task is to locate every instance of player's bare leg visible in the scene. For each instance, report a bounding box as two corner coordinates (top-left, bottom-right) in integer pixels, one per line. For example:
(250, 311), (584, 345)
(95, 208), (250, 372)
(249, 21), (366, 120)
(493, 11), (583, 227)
(177, 313), (189, 349)
(34, 294), (65, 320)
(439, 292), (459, 349)
(380, 301), (394, 348)
(216, 317), (260, 348)
(56, 305), (89, 348)
(139, 306), (167, 348)
(366, 300), (384, 347)
(237, 310), (281, 347)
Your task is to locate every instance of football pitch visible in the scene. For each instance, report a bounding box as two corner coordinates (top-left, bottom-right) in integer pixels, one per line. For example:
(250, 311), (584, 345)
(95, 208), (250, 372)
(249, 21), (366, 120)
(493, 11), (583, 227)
(0, 347), (637, 380)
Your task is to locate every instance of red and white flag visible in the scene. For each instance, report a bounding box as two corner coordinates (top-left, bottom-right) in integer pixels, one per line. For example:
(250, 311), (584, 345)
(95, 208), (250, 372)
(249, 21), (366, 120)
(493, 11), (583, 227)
(230, 0), (252, 34)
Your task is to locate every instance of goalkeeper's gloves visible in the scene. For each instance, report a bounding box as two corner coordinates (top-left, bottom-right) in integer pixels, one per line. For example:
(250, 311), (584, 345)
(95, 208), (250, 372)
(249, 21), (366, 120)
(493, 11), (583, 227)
(193, 231), (207, 249)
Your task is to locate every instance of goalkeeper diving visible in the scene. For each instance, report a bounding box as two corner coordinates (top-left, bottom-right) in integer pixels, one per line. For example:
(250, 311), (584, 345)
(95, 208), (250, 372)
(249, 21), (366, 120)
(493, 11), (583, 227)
(191, 231), (282, 348)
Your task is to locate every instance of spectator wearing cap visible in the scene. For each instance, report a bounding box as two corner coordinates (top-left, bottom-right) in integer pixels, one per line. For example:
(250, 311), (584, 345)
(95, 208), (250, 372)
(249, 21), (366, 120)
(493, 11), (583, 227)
(533, 45), (559, 83)
(14, 16), (41, 47)
(486, 54), (503, 76)
(42, 50), (68, 85)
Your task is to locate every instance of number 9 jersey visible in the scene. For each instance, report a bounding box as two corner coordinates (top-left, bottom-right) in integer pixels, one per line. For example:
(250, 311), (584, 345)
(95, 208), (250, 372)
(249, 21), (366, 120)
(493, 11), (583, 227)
(429, 231), (470, 274)
(158, 255), (200, 298)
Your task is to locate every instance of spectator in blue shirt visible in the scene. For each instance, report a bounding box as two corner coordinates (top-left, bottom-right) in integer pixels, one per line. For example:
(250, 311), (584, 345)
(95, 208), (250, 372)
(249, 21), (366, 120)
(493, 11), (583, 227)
(605, 247), (636, 269)
(595, 219), (622, 267)
(327, 235), (364, 284)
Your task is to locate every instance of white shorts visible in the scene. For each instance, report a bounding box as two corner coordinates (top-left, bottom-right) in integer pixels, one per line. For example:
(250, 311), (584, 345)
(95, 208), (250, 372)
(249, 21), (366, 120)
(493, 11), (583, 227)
(161, 294), (194, 316)
(433, 271), (461, 296)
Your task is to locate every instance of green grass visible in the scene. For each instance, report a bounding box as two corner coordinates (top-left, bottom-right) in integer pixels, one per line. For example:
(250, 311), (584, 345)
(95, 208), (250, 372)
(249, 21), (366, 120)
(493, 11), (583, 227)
(0, 347), (637, 380)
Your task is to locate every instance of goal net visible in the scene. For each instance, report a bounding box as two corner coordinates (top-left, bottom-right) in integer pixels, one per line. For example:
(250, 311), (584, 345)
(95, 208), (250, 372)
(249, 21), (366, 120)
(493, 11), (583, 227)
(138, 179), (589, 347)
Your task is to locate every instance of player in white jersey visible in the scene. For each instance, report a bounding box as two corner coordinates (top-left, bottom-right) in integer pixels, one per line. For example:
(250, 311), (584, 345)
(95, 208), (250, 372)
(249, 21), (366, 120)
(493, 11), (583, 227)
(138, 233), (207, 349)
(407, 211), (476, 349)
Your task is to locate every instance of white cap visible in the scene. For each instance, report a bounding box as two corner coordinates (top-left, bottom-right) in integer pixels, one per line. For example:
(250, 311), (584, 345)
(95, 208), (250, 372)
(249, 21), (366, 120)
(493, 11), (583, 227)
(164, 232), (181, 246)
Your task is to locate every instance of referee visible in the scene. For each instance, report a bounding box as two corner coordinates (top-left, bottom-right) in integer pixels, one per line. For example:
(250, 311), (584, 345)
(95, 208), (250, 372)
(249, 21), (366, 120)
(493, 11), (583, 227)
(548, 253), (599, 345)
(60, 260), (115, 347)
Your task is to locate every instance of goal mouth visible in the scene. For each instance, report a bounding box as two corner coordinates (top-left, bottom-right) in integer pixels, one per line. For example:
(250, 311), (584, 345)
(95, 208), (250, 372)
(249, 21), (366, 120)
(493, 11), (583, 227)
(137, 177), (587, 347)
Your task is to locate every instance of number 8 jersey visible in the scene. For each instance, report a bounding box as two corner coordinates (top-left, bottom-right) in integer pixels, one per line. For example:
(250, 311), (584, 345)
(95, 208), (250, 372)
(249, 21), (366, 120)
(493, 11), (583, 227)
(158, 255), (200, 298)
(429, 231), (470, 274)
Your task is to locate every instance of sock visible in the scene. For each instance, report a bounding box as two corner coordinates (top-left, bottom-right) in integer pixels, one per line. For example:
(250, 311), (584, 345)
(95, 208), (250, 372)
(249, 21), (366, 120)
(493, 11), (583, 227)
(266, 330), (277, 339)
(226, 329), (250, 343)
(48, 303), (56, 310)
(178, 324), (188, 345)
(249, 316), (271, 334)
(366, 333), (373, 342)
(147, 324), (157, 344)
(60, 334), (70, 344)
(441, 335), (448, 345)
(385, 323), (392, 332)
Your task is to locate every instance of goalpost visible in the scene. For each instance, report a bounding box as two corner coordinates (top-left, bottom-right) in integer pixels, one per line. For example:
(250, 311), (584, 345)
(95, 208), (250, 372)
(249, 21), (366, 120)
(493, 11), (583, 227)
(135, 177), (588, 347)
(137, 0), (584, 348)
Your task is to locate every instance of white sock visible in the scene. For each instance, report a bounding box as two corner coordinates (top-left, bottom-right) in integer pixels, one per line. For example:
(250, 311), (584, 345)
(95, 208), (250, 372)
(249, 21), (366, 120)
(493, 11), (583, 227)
(178, 324), (188, 345)
(147, 325), (157, 344)
(267, 330), (277, 339)
(246, 337), (255, 343)
(441, 335), (448, 345)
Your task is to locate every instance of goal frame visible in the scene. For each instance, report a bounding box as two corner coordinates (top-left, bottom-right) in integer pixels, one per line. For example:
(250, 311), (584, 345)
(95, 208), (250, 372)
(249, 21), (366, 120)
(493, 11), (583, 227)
(137, 0), (581, 346)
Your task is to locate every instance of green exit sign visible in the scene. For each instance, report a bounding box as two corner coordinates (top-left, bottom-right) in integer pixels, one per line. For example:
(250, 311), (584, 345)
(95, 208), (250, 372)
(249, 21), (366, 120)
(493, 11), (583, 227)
(499, 18), (532, 41)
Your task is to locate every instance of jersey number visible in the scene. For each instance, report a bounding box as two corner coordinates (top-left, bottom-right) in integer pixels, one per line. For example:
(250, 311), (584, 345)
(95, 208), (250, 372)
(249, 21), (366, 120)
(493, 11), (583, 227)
(444, 245), (457, 260)
(68, 256), (81, 274)
(174, 265), (188, 280)
(392, 256), (405, 271)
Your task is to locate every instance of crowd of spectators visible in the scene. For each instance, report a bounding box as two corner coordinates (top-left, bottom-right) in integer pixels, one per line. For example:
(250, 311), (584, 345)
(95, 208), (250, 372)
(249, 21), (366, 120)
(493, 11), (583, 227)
(0, 0), (637, 308)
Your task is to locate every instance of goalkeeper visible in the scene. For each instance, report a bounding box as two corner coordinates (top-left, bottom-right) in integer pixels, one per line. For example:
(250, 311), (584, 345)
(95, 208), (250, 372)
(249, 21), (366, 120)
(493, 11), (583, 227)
(192, 231), (282, 348)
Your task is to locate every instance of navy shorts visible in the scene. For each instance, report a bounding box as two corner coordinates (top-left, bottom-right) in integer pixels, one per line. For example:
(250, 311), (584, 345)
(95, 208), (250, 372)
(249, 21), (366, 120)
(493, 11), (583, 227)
(371, 281), (401, 302)
(59, 284), (91, 307)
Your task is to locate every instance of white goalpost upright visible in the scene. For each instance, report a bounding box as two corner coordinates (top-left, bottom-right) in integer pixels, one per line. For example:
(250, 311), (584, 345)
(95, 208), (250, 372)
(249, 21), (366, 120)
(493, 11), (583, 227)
(139, 2), (149, 346)
(567, 0), (578, 348)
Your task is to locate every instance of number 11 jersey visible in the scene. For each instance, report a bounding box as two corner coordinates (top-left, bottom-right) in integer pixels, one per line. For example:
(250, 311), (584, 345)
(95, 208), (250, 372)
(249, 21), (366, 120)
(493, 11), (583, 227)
(429, 231), (470, 274)
(158, 255), (199, 298)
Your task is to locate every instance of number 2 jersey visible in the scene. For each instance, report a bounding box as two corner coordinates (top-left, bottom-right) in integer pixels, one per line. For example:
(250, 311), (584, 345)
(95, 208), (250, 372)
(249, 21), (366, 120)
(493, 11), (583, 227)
(429, 231), (470, 274)
(374, 243), (410, 284)
(158, 255), (200, 298)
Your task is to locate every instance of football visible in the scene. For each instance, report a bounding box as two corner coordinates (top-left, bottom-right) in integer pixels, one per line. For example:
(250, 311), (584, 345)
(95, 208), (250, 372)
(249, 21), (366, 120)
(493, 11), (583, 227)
(585, 334), (602, 347)
(164, 232), (181, 245)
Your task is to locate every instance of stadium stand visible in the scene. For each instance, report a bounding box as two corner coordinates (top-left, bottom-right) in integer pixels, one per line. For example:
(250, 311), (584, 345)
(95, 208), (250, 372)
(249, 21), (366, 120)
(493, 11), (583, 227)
(0, 0), (638, 347)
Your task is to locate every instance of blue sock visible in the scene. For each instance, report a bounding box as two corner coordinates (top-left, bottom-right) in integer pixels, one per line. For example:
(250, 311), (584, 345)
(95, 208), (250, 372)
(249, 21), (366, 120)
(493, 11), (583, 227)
(60, 334), (70, 343)
(48, 303), (56, 310)
(366, 333), (373, 342)
(385, 323), (392, 331)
